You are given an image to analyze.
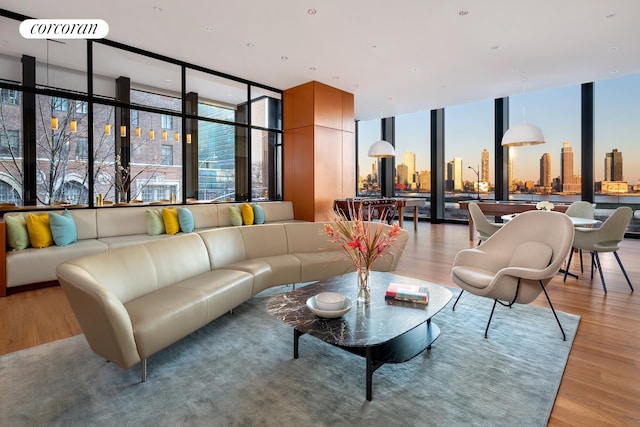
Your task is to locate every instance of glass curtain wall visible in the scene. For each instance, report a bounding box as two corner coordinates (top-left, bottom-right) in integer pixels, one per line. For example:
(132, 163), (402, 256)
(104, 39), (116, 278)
(508, 85), (581, 203)
(395, 111), (430, 218)
(444, 99), (493, 220)
(595, 74), (640, 233)
(0, 10), (282, 207)
(357, 119), (382, 196)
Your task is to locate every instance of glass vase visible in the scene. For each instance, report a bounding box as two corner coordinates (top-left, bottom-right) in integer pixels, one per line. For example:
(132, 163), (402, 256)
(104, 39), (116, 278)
(357, 267), (371, 303)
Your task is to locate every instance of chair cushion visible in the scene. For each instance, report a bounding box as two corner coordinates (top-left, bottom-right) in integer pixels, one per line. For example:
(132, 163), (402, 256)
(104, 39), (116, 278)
(26, 213), (54, 248)
(452, 266), (495, 289)
(49, 209), (78, 246)
(177, 207), (195, 232)
(5, 214), (29, 251)
(508, 241), (553, 269)
(162, 207), (180, 235)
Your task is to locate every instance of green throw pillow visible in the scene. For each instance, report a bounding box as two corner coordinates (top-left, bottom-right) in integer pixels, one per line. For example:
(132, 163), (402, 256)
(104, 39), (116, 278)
(177, 207), (195, 232)
(253, 204), (265, 224)
(48, 209), (78, 246)
(229, 206), (243, 226)
(5, 214), (29, 251)
(146, 208), (166, 235)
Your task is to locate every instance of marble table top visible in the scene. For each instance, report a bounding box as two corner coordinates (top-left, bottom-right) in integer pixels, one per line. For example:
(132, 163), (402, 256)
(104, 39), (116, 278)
(266, 271), (452, 348)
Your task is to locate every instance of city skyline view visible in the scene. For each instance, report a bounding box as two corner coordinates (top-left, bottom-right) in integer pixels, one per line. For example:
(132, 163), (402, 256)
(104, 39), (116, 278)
(357, 73), (640, 192)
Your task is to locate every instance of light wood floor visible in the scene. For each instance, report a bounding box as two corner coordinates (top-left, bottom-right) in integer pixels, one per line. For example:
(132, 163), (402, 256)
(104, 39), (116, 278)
(0, 222), (638, 426)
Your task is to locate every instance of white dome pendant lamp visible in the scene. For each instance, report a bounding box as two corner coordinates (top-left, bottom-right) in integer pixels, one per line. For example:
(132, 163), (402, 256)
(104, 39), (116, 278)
(502, 77), (546, 147)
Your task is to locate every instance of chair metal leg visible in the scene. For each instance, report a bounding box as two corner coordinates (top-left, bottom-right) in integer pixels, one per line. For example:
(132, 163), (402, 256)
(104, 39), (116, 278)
(539, 280), (566, 341)
(590, 252), (595, 279)
(141, 358), (147, 382)
(579, 249), (584, 273)
(484, 299), (498, 339)
(593, 252), (607, 294)
(563, 248), (574, 282)
(452, 290), (464, 310)
(613, 251), (634, 291)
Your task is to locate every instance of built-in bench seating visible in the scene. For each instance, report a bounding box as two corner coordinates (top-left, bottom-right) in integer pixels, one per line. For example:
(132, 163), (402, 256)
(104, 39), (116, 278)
(0, 201), (298, 296)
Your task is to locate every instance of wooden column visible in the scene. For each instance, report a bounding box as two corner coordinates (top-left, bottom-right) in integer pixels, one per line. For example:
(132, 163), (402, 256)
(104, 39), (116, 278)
(283, 81), (355, 222)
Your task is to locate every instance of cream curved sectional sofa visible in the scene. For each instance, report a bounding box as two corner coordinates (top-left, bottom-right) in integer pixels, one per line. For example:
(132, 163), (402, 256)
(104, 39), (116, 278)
(56, 221), (408, 381)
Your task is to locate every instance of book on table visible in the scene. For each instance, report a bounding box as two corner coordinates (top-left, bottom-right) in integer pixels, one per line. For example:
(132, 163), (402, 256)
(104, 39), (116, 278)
(385, 282), (429, 304)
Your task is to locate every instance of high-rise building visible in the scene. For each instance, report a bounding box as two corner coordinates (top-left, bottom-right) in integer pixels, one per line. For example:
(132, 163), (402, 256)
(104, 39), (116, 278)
(396, 164), (408, 186)
(539, 152), (552, 189)
(560, 141), (581, 193)
(403, 151), (416, 185)
(604, 149), (624, 181)
(446, 157), (463, 191)
(481, 149), (489, 183)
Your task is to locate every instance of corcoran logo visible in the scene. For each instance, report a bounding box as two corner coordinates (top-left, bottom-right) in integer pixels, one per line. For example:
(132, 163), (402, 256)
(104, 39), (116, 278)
(19, 19), (109, 39)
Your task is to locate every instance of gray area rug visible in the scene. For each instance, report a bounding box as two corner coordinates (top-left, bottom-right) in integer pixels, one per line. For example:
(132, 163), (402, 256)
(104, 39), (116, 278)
(0, 286), (579, 427)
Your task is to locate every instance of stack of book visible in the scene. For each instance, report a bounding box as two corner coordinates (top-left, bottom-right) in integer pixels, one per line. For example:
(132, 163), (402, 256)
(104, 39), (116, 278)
(385, 282), (429, 304)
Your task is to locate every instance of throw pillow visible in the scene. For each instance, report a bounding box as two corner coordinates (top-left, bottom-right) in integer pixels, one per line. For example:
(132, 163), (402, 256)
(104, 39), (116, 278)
(229, 205), (243, 226)
(177, 207), (195, 233)
(48, 209), (78, 246)
(253, 203), (265, 224)
(26, 212), (54, 249)
(5, 214), (30, 251)
(145, 208), (166, 235)
(241, 203), (254, 225)
(162, 207), (180, 235)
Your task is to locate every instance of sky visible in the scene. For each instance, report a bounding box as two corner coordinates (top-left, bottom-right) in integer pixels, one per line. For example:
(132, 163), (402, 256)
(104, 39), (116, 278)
(358, 73), (640, 186)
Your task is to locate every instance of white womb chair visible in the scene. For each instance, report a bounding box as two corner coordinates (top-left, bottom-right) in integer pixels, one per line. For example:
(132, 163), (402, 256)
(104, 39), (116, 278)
(467, 202), (502, 245)
(563, 206), (633, 294)
(451, 210), (574, 340)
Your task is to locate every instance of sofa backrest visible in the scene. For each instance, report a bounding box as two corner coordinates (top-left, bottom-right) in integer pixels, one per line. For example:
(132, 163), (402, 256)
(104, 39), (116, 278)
(198, 227), (246, 269)
(186, 204), (220, 229)
(96, 206), (149, 238)
(260, 201), (295, 222)
(284, 222), (340, 253)
(239, 224), (289, 259)
(4, 209), (99, 240)
(144, 233), (211, 289)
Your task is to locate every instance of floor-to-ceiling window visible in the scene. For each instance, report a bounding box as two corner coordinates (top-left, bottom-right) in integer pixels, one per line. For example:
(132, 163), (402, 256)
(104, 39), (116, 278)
(508, 85), (581, 204)
(444, 99), (493, 220)
(357, 119), (382, 197)
(395, 111), (430, 218)
(595, 73), (640, 233)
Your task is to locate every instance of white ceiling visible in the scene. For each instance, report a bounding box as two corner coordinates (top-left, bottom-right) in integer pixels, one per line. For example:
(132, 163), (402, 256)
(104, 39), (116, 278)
(2, 0), (640, 121)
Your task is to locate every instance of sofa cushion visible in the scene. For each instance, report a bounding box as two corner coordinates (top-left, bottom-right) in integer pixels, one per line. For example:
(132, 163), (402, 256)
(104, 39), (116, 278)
(253, 204), (265, 224)
(26, 213), (54, 249)
(162, 207), (180, 235)
(49, 209), (78, 246)
(229, 205), (242, 226)
(146, 208), (166, 235)
(178, 207), (195, 232)
(5, 214), (29, 251)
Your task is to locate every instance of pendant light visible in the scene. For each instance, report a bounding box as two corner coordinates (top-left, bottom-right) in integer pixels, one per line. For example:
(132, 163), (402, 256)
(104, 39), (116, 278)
(501, 77), (545, 147)
(70, 120), (77, 132)
(174, 132), (180, 142)
(368, 140), (395, 158)
(162, 130), (167, 141)
(120, 125), (127, 137)
(135, 126), (141, 138)
(149, 129), (155, 140)
(186, 133), (192, 144)
(104, 124), (111, 135)
(51, 116), (59, 130)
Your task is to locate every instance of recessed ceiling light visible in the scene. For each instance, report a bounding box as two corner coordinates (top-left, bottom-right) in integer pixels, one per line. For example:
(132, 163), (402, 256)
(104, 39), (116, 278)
(165, 79), (172, 82)
(246, 43), (255, 47)
(411, 68), (417, 72)
(371, 45), (377, 48)
(387, 97), (393, 100)
(153, 6), (162, 12)
(204, 26), (214, 32)
(333, 76), (340, 79)
(281, 56), (288, 60)
(606, 13), (616, 18)
(608, 46), (619, 52)
(440, 84), (447, 88)
(491, 45), (499, 50)
(309, 67), (316, 71)
(308, 9), (317, 15)
(459, 10), (469, 16)
(353, 84), (359, 88)
(610, 69), (619, 74)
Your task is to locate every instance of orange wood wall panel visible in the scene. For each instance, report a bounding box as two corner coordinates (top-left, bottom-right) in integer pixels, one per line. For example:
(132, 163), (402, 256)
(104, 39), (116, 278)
(283, 82), (314, 130)
(341, 131), (356, 198)
(342, 91), (355, 132)
(313, 126), (343, 221)
(313, 82), (343, 130)
(283, 126), (315, 221)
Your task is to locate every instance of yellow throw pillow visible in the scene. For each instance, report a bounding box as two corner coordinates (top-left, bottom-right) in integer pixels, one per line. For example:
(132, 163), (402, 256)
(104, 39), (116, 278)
(26, 212), (54, 248)
(162, 207), (180, 235)
(241, 203), (254, 225)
